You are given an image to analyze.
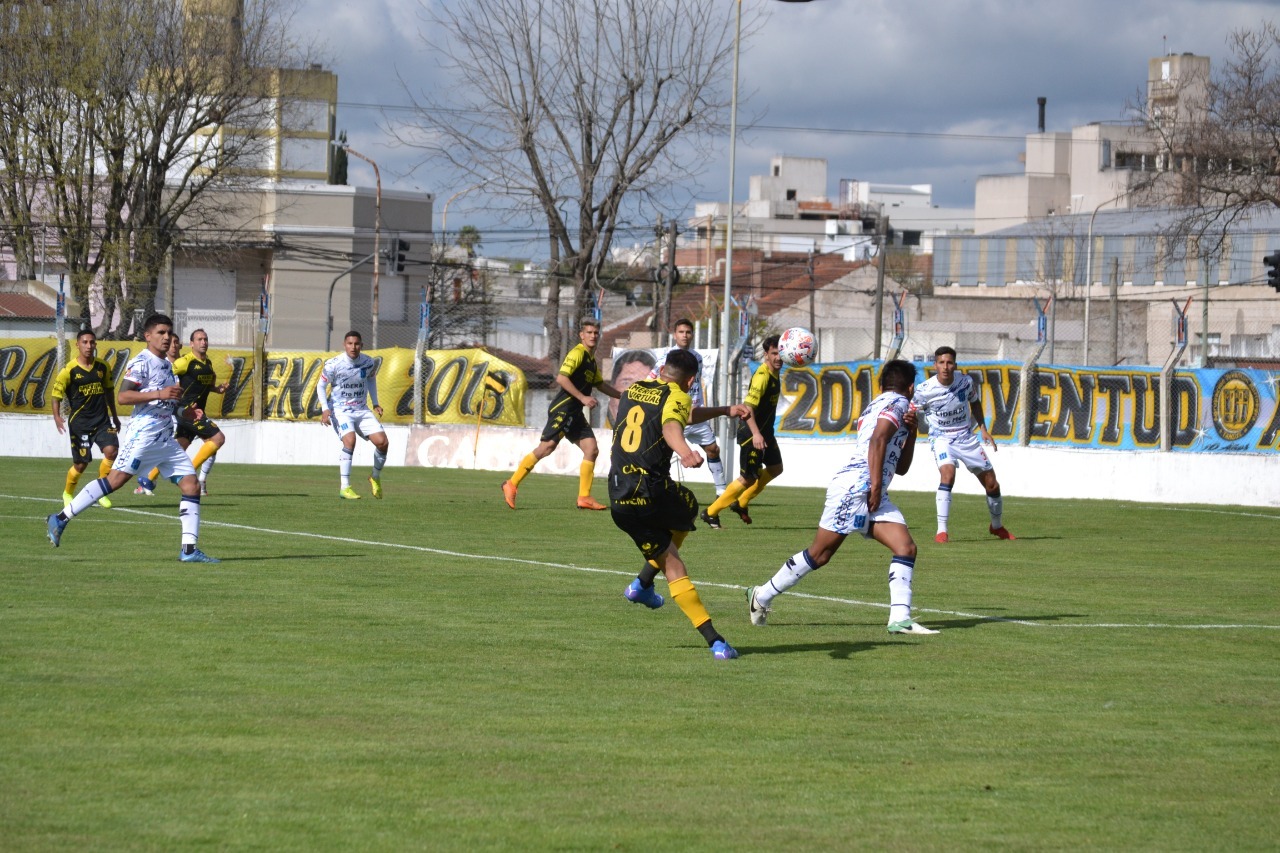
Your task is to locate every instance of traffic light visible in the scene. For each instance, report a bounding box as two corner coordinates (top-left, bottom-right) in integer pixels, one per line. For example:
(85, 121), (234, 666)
(1265, 251), (1280, 292)
(388, 238), (409, 274)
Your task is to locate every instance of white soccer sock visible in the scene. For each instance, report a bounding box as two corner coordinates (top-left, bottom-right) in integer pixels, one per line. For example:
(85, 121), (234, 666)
(65, 478), (112, 518)
(936, 483), (952, 533)
(179, 494), (201, 547)
(199, 455), (215, 481)
(339, 447), (354, 488)
(756, 549), (817, 607)
(707, 458), (727, 492)
(888, 556), (915, 624)
(372, 449), (387, 478)
(987, 492), (1003, 529)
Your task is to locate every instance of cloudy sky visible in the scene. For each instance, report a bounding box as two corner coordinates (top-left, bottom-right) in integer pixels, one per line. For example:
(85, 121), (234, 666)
(293, 0), (1277, 257)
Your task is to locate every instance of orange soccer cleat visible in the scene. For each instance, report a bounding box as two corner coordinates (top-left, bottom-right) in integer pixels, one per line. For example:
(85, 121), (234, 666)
(989, 525), (1017, 540)
(576, 496), (608, 511)
(501, 480), (518, 510)
(934, 532), (949, 544)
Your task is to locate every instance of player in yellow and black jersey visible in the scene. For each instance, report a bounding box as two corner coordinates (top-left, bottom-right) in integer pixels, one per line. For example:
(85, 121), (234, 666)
(613, 348), (751, 660)
(50, 329), (121, 509)
(137, 328), (229, 497)
(501, 318), (621, 511)
(702, 334), (785, 529)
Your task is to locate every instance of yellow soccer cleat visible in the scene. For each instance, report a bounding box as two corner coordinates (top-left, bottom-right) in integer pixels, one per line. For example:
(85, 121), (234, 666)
(62, 491), (73, 508)
(97, 494), (113, 509)
(339, 486), (361, 500)
(369, 476), (382, 499)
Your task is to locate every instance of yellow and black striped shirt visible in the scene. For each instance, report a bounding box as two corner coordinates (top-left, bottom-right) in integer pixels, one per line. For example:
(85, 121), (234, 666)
(608, 378), (692, 504)
(50, 358), (114, 431)
(738, 361), (781, 440)
(546, 343), (603, 415)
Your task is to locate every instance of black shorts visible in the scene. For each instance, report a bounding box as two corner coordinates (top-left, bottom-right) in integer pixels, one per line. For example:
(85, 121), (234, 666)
(739, 433), (782, 480)
(540, 406), (594, 444)
(611, 483), (698, 561)
(69, 423), (118, 463)
(175, 415), (221, 442)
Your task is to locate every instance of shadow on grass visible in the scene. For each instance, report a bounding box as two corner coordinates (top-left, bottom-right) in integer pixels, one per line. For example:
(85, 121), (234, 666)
(927, 613), (1087, 630)
(737, 640), (900, 660)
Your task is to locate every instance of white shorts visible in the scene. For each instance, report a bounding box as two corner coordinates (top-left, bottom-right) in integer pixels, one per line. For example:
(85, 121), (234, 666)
(819, 475), (907, 539)
(683, 420), (716, 448)
(113, 423), (196, 482)
(930, 431), (992, 474)
(332, 408), (384, 440)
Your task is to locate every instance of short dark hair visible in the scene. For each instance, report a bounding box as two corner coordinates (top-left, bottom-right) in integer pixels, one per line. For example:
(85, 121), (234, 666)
(344, 330), (362, 342)
(674, 318), (694, 331)
(879, 359), (917, 393)
(761, 334), (780, 353)
(142, 313), (173, 333)
(580, 318), (600, 332)
(190, 328), (207, 342)
(934, 346), (957, 361)
(610, 348), (657, 383)
(663, 348), (699, 381)
(76, 328), (95, 341)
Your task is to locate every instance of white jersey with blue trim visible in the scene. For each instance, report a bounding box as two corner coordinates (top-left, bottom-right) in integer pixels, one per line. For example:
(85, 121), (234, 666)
(832, 391), (912, 492)
(650, 346), (706, 406)
(913, 373), (977, 437)
(319, 352), (380, 412)
(121, 348), (179, 436)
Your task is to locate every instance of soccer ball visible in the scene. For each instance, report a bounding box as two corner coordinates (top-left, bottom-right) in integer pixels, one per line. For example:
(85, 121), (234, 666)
(777, 326), (816, 367)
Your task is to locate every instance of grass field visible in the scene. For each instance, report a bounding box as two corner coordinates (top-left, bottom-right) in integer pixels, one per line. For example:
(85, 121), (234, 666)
(2, 455), (1278, 850)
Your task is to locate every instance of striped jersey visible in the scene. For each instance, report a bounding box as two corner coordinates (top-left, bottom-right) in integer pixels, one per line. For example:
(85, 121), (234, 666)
(50, 358), (114, 431)
(912, 373), (977, 437)
(832, 391), (913, 492)
(319, 353), (380, 412)
(121, 349), (180, 435)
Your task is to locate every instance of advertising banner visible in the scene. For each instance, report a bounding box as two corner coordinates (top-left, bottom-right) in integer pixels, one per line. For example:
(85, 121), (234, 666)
(773, 360), (1280, 454)
(0, 339), (526, 426)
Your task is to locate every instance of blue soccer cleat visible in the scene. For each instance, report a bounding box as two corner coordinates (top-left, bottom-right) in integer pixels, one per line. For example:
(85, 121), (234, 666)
(711, 639), (739, 660)
(179, 548), (221, 564)
(624, 578), (664, 609)
(46, 513), (67, 547)
(134, 476), (156, 496)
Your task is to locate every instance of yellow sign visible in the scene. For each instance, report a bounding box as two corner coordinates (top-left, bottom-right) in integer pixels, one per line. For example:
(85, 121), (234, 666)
(0, 338), (526, 426)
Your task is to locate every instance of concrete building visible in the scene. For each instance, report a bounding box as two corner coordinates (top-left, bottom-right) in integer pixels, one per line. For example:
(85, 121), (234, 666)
(974, 53), (1211, 234)
(690, 155), (974, 274)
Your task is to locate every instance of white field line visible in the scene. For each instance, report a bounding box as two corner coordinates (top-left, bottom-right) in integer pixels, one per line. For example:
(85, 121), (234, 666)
(10, 495), (1280, 631)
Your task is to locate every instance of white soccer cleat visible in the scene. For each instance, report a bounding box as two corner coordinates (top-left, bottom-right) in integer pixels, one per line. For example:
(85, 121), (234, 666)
(746, 586), (770, 627)
(887, 618), (939, 635)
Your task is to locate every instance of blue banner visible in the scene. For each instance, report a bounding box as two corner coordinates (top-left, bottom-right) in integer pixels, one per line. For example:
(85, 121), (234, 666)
(774, 360), (1280, 455)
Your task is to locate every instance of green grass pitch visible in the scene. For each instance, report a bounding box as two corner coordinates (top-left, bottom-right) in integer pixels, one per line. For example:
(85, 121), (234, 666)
(2, 456), (1277, 849)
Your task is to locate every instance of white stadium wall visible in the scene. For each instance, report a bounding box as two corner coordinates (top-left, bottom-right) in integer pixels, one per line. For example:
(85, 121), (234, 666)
(3, 415), (1278, 508)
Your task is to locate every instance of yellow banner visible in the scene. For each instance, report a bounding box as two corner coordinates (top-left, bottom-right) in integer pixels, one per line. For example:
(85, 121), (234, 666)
(0, 338), (525, 426)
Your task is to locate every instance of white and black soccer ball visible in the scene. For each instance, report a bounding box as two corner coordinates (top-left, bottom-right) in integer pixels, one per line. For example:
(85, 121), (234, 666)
(777, 326), (816, 367)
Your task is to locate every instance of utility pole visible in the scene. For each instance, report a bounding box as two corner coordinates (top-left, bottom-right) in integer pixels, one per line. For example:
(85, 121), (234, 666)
(872, 215), (889, 359)
(1109, 257), (1119, 365)
(661, 219), (678, 337)
(807, 248), (816, 331)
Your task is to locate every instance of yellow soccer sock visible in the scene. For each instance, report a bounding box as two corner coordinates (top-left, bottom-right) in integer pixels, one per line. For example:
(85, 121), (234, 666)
(65, 466), (81, 494)
(192, 441), (218, 469)
(147, 467), (161, 482)
(509, 453), (538, 488)
(738, 469), (776, 508)
(707, 480), (747, 517)
(669, 576), (712, 630)
(98, 458), (112, 478)
(578, 461), (595, 498)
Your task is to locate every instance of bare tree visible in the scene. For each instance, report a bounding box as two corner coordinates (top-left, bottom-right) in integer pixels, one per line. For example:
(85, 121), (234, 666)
(399, 0), (756, 363)
(0, 0), (311, 334)
(1136, 22), (1280, 251)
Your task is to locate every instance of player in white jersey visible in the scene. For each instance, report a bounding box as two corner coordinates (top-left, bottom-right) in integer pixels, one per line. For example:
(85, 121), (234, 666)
(912, 346), (1014, 543)
(744, 360), (938, 635)
(648, 319), (728, 495)
(46, 313), (219, 563)
(318, 330), (389, 500)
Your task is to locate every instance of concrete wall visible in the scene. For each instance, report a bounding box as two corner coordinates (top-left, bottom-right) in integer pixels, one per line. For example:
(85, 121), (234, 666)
(5, 414), (1276, 508)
